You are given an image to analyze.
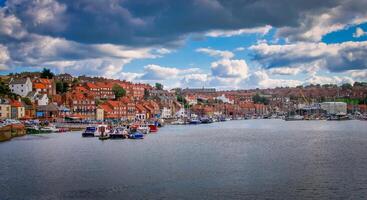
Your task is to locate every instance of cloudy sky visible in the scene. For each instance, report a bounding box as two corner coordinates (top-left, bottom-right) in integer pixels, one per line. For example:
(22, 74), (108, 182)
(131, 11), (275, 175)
(0, 0), (367, 89)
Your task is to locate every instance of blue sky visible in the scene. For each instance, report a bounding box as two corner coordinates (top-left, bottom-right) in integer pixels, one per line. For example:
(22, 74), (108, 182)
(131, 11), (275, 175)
(0, 0), (367, 89)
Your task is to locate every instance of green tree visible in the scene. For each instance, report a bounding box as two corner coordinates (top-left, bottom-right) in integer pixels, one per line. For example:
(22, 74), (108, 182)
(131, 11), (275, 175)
(252, 93), (269, 105)
(112, 84), (126, 99)
(144, 89), (150, 99)
(341, 83), (352, 90)
(21, 97), (32, 105)
(40, 68), (54, 79)
(155, 83), (163, 90)
(56, 81), (64, 94)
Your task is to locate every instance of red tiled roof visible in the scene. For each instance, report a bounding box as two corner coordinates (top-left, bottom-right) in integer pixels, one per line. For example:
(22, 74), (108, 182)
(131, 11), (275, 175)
(34, 83), (46, 89)
(99, 104), (113, 112)
(86, 82), (98, 89)
(10, 100), (22, 107)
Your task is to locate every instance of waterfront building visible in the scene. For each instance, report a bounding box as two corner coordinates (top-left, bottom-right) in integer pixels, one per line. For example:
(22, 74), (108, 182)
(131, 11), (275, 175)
(321, 102), (347, 115)
(0, 99), (11, 119)
(10, 100), (25, 119)
(9, 77), (33, 97)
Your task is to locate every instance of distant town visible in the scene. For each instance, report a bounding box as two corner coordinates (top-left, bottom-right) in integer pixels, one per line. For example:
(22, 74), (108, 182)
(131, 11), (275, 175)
(0, 68), (366, 124)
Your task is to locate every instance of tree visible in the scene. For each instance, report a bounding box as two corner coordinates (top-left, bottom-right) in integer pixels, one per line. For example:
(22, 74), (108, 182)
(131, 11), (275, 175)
(56, 81), (69, 94)
(56, 81), (64, 94)
(40, 68), (54, 79)
(155, 83), (163, 90)
(252, 93), (269, 105)
(144, 89), (150, 99)
(341, 83), (352, 90)
(21, 97), (32, 105)
(112, 84), (126, 99)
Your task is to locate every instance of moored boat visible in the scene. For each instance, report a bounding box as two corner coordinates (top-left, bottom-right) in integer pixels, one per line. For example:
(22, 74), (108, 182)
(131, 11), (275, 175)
(109, 128), (129, 139)
(137, 124), (150, 134)
(189, 118), (201, 125)
(148, 124), (158, 133)
(285, 115), (304, 121)
(129, 131), (144, 139)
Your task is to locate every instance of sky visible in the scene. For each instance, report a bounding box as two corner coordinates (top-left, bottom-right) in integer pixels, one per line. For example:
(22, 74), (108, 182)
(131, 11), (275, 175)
(0, 0), (367, 89)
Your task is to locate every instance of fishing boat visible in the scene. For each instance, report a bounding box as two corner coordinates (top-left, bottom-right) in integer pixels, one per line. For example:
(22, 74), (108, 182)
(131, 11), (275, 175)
(148, 124), (158, 133)
(109, 128), (129, 139)
(39, 124), (59, 133)
(129, 131), (144, 139)
(200, 117), (213, 124)
(82, 124), (110, 137)
(137, 124), (150, 134)
(189, 118), (201, 125)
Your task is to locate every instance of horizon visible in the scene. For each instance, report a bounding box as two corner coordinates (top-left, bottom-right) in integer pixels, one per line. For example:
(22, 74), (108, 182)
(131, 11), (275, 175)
(0, 0), (367, 90)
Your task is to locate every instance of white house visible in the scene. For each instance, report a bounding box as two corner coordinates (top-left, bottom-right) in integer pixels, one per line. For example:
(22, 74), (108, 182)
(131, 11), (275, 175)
(9, 77), (33, 97)
(26, 91), (49, 106)
(175, 108), (187, 118)
(185, 95), (197, 105)
(215, 94), (234, 104)
(161, 107), (172, 119)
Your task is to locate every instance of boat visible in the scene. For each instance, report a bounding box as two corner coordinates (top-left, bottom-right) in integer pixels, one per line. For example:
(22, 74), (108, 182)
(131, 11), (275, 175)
(200, 117), (213, 124)
(327, 113), (350, 121)
(129, 131), (144, 139)
(189, 118), (201, 125)
(98, 135), (110, 140)
(285, 115), (304, 121)
(82, 124), (110, 137)
(148, 124), (158, 133)
(137, 124), (150, 134)
(171, 119), (185, 125)
(39, 124), (59, 133)
(109, 128), (129, 139)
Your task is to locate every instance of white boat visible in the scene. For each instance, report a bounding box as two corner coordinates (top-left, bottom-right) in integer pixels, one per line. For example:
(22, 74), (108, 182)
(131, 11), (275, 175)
(40, 124), (59, 132)
(82, 124), (110, 137)
(285, 115), (304, 121)
(171, 119), (185, 125)
(137, 124), (150, 134)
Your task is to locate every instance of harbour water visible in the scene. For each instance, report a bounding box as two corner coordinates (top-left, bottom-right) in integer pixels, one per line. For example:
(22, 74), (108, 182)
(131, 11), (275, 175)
(1, 119), (367, 199)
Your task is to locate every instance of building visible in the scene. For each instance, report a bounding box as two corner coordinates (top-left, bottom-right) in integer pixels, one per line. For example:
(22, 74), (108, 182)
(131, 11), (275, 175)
(95, 108), (104, 121)
(9, 77), (33, 97)
(321, 102), (347, 114)
(26, 91), (49, 106)
(215, 94), (234, 104)
(33, 78), (56, 96)
(67, 92), (96, 117)
(55, 73), (74, 82)
(10, 100), (25, 119)
(0, 99), (11, 119)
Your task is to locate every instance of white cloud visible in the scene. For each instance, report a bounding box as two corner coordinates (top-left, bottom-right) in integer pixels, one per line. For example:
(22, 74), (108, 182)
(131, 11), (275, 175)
(353, 27), (367, 38)
(248, 70), (302, 88)
(211, 59), (249, 79)
(0, 44), (10, 64)
(349, 70), (367, 79)
(196, 48), (234, 59)
(250, 41), (367, 72)
(140, 64), (201, 80)
(205, 25), (272, 37)
(277, 2), (367, 42)
(305, 74), (354, 85)
(269, 67), (302, 75)
(235, 47), (245, 51)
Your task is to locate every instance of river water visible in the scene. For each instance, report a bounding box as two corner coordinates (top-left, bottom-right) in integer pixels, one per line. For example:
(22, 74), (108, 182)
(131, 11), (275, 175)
(1, 119), (367, 199)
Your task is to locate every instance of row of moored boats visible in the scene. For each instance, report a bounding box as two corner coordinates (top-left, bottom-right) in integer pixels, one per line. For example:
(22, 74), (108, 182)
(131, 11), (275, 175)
(82, 123), (159, 140)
